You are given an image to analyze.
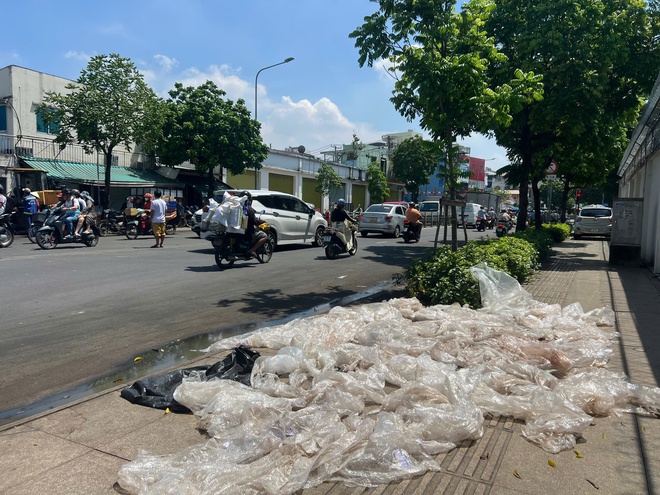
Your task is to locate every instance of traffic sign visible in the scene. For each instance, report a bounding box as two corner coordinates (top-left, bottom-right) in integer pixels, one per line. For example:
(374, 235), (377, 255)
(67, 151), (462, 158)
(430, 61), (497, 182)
(546, 161), (558, 175)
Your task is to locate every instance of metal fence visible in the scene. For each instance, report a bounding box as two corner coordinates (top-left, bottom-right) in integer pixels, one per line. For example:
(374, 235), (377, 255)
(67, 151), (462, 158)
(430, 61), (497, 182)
(0, 134), (155, 169)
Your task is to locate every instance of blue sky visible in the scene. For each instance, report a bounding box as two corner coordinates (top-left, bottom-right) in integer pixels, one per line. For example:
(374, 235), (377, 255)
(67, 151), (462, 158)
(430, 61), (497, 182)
(2, 0), (507, 169)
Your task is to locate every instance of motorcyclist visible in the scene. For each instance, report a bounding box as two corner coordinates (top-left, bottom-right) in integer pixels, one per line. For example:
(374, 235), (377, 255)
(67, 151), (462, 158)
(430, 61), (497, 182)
(242, 191), (268, 259)
(73, 191), (96, 237)
(0, 184), (6, 216)
(143, 193), (153, 211)
(59, 188), (80, 239)
(476, 205), (487, 230)
(21, 188), (39, 231)
(405, 202), (423, 237)
(330, 198), (355, 251)
(497, 209), (513, 230)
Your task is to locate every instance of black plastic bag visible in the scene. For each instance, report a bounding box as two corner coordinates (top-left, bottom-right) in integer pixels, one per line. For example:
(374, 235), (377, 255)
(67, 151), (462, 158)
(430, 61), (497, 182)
(120, 346), (260, 413)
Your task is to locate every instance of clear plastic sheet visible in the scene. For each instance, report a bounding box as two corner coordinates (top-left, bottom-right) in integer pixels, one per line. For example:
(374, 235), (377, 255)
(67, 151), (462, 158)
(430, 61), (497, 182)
(117, 264), (660, 494)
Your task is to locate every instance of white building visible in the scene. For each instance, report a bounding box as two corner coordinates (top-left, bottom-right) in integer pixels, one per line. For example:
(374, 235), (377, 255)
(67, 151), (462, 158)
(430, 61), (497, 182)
(617, 72), (660, 273)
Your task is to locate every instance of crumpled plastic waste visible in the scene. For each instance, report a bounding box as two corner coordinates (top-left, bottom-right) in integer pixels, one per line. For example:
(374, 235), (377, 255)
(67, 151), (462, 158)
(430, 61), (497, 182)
(117, 264), (659, 495)
(120, 345), (259, 413)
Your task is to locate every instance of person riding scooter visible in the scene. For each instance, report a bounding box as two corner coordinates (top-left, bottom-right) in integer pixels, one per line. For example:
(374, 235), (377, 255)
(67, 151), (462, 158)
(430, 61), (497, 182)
(330, 199), (355, 251)
(241, 191), (268, 259)
(405, 202), (423, 238)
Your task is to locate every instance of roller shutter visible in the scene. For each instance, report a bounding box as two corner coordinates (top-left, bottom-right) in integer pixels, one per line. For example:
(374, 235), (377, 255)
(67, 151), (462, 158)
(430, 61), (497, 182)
(302, 178), (322, 209)
(352, 185), (366, 210)
(269, 173), (294, 194)
(227, 170), (256, 190)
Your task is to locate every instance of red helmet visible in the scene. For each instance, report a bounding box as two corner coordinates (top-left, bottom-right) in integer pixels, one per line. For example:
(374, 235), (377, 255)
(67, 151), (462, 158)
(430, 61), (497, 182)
(144, 193), (153, 199)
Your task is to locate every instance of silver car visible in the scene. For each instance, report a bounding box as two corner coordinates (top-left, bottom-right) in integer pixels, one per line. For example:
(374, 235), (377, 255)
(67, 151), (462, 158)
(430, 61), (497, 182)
(573, 205), (612, 239)
(358, 203), (407, 238)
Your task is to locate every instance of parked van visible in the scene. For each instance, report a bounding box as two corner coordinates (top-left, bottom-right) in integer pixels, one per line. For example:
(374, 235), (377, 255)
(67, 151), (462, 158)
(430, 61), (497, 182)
(419, 200), (441, 226)
(459, 203), (482, 228)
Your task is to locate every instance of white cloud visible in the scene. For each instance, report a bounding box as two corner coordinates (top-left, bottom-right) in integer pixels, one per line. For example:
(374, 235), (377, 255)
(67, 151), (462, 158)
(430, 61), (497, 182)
(64, 50), (95, 63)
(137, 61), (509, 164)
(154, 54), (178, 73)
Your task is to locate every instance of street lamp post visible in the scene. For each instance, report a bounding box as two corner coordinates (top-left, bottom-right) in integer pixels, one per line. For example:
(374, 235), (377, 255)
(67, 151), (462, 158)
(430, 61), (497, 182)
(253, 57), (294, 189)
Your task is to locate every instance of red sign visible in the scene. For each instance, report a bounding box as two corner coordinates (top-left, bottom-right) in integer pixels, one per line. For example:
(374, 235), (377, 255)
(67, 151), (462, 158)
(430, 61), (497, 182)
(546, 160), (558, 175)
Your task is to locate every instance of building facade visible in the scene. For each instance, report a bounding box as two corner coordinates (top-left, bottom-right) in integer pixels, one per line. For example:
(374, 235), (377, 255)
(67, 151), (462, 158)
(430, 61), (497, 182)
(617, 72), (660, 273)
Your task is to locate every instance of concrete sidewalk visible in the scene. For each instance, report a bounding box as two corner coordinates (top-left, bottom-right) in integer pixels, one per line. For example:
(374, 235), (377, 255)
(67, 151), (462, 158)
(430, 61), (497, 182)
(1, 239), (659, 495)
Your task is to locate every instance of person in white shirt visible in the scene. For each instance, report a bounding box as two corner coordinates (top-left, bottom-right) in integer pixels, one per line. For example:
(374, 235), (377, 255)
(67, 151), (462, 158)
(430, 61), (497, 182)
(0, 184), (6, 216)
(149, 190), (167, 248)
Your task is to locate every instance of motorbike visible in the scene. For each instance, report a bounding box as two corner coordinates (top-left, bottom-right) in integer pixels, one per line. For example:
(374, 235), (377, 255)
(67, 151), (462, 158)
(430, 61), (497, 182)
(98, 209), (125, 236)
(486, 214), (495, 230)
(125, 209), (175, 239)
(495, 220), (511, 237)
(207, 220), (274, 269)
(476, 216), (487, 232)
(324, 221), (358, 259)
(27, 209), (52, 243)
(0, 212), (15, 248)
(402, 220), (422, 243)
(35, 207), (100, 249)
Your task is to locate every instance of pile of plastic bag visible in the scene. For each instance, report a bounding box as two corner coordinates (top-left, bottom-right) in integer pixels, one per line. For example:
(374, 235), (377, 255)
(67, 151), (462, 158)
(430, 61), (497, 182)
(200, 192), (247, 234)
(117, 264), (660, 495)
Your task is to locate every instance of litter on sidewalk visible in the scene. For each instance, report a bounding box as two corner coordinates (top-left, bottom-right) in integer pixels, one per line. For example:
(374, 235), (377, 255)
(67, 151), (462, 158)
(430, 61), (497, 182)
(117, 264), (660, 495)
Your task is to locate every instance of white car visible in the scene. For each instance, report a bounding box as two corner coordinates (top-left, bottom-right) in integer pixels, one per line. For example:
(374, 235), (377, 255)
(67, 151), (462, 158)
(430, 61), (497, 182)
(573, 204), (612, 239)
(198, 190), (327, 248)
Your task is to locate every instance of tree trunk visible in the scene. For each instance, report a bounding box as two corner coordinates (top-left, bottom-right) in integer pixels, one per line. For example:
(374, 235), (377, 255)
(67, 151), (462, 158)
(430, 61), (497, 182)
(559, 176), (571, 223)
(207, 168), (215, 199)
(531, 174), (542, 230)
(103, 149), (113, 209)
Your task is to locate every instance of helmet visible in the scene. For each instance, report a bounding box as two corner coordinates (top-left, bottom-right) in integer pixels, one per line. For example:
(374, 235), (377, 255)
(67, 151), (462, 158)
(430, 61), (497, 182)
(409, 202), (416, 208)
(71, 189), (80, 196)
(241, 191), (252, 200)
(337, 198), (346, 207)
(61, 188), (71, 195)
(144, 193), (153, 199)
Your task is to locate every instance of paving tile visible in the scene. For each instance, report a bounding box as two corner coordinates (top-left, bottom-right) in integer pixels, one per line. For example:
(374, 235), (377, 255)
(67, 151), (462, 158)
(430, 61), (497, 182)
(28, 391), (166, 449)
(0, 424), (91, 493)
(103, 410), (206, 460)
(6, 450), (124, 495)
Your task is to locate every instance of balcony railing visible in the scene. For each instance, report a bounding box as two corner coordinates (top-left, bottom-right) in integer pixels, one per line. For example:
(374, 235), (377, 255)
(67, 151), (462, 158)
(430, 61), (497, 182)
(0, 134), (156, 169)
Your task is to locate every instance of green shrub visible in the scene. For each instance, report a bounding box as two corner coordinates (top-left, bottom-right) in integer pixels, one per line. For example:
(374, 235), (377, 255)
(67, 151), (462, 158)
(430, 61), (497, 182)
(540, 223), (572, 242)
(404, 236), (539, 308)
(514, 228), (554, 262)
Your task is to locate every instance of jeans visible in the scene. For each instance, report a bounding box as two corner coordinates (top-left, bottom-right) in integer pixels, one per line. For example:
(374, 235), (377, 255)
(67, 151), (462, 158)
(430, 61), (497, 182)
(63, 211), (79, 236)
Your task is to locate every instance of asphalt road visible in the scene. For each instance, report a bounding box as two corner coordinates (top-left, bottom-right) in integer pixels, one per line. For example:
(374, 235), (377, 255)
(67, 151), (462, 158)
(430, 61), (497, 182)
(0, 224), (496, 424)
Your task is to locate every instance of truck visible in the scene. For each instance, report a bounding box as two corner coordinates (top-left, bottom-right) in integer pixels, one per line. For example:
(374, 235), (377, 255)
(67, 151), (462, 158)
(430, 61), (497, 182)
(465, 192), (500, 213)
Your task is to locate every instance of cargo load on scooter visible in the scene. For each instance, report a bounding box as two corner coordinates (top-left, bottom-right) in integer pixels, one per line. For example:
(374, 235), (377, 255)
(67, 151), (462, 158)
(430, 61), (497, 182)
(200, 192), (247, 237)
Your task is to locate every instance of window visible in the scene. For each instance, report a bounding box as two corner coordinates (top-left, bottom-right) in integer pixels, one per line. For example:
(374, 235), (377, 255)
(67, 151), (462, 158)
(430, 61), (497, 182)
(0, 106), (6, 132)
(35, 108), (59, 134)
(580, 208), (611, 218)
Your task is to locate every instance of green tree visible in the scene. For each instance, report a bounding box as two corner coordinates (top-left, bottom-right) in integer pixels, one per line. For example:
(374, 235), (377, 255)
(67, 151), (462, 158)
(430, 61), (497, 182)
(42, 54), (160, 207)
(351, 0), (537, 249)
(392, 136), (438, 202)
(480, 0), (660, 231)
(315, 162), (343, 196)
(367, 162), (390, 204)
(157, 81), (268, 197)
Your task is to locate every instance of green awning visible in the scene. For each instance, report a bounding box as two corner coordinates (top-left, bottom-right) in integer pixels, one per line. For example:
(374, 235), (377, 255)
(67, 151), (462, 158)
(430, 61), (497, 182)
(19, 157), (184, 188)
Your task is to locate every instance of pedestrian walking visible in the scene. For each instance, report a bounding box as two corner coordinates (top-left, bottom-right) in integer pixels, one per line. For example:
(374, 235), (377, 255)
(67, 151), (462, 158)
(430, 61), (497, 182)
(149, 190), (167, 248)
